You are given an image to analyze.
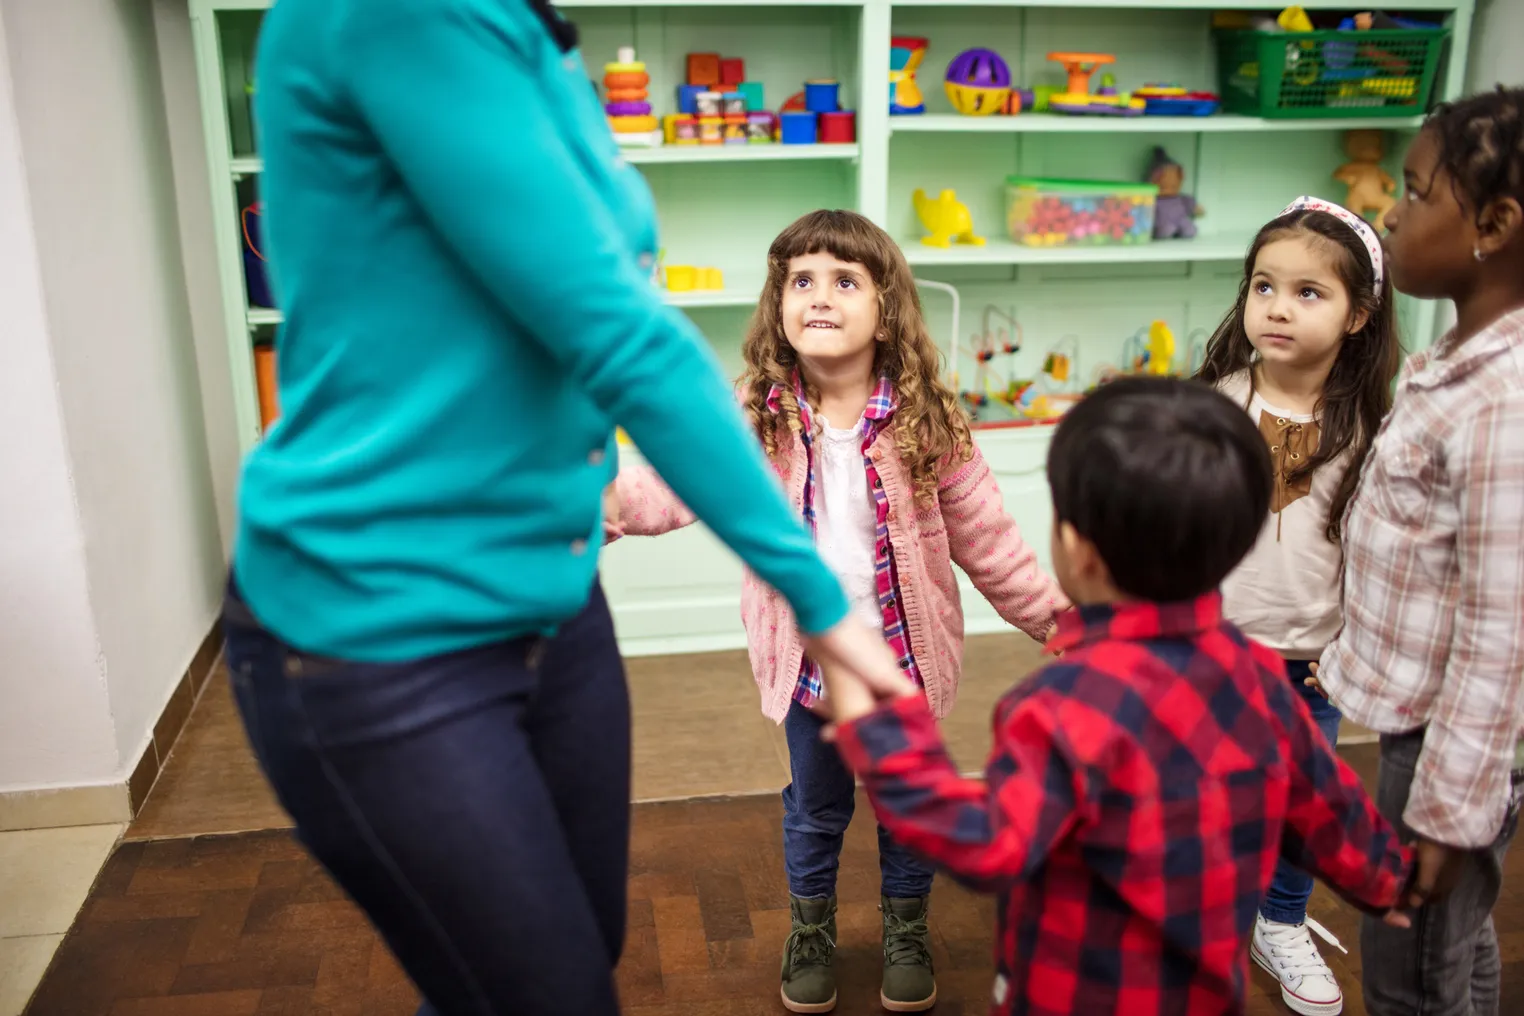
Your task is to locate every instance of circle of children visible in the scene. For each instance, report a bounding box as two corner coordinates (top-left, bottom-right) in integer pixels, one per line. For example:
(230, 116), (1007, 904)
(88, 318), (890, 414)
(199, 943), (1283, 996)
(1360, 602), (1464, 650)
(606, 86), (1524, 1016)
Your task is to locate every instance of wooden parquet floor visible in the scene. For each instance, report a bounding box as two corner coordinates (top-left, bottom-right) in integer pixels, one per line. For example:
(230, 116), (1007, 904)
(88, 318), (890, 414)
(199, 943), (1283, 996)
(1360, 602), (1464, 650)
(26, 742), (1524, 1015)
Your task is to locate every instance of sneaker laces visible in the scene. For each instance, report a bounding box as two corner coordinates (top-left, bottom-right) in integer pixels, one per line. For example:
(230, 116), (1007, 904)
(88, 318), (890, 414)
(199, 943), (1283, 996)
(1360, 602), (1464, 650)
(1259, 918), (1343, 979)
(785, 920), (835, 968)
(883, 910), (932, 968)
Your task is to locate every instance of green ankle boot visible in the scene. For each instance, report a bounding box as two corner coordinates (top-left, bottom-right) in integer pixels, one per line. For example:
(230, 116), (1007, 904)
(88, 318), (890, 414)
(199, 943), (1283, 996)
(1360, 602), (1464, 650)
(780, 895), (837, 1013)
(881, 895), (936, 1012)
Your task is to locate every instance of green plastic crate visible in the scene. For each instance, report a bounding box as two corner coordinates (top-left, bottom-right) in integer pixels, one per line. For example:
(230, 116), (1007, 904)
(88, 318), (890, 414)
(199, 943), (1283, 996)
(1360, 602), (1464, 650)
(1215, 28), (1449, 119)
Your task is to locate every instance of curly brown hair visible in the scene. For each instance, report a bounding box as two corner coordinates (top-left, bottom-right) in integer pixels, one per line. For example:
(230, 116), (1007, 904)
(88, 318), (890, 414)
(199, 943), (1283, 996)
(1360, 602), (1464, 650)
(738, 209), (972, 505)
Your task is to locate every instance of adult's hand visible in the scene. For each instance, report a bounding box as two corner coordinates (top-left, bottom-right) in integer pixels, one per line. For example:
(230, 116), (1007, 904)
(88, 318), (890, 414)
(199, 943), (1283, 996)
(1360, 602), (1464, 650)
(804, 619), (913, 727)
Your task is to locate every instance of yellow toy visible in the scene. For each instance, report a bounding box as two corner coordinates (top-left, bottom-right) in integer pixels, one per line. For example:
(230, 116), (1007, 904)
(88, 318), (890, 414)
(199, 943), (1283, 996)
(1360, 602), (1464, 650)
(1277, 6), (1314, 32)
(1334, 129), (1398, 222)
(1145, 319), (1174, 376)
(913, 189), (985, 248)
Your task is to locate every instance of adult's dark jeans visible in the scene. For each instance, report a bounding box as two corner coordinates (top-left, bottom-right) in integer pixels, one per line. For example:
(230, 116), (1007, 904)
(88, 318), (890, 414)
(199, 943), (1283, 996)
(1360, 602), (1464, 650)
(222, 577), (631, 1016)
(1360, 727), (1523, 1016)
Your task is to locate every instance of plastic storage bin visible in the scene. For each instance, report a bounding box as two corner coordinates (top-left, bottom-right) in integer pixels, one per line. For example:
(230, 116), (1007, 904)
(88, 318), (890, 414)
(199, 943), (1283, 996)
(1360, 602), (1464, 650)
(1004, 177), (1157, 248)
(1215, 28), (1449, 119)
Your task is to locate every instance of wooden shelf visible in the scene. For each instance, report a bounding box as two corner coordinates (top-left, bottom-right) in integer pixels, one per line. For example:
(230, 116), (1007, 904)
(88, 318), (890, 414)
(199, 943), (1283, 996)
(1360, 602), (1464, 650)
(891, 114), (1428, 135)
(903, 234), (1252, 267)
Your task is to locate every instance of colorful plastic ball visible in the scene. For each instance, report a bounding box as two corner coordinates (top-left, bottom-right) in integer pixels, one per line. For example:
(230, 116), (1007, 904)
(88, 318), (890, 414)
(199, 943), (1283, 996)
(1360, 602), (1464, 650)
(944, 48), (1012, 116)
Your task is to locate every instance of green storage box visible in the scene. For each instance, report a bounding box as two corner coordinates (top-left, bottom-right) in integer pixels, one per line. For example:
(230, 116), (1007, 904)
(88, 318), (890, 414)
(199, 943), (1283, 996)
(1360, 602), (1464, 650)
(1215, 27), (1449, 119)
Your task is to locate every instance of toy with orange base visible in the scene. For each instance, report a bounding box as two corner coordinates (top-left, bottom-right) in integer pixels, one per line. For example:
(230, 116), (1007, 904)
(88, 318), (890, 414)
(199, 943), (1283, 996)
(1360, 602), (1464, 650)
(1046, 52), (1145, 116)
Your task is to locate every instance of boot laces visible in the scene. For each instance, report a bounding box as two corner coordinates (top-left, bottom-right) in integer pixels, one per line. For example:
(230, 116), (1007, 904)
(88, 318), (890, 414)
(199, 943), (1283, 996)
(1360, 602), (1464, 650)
(883, 910), (931, 968)
(785, 920), (835, 968)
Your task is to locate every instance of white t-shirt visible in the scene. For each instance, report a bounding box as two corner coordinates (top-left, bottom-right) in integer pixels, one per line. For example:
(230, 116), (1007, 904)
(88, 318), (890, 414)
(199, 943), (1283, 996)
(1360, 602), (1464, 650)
(813, 419), (882, 630)
(1218, 371), (1350, 660)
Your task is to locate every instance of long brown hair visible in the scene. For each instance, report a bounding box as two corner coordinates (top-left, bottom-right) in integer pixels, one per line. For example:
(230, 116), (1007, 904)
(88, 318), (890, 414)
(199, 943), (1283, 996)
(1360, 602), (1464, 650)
(1194, 209), (1401, 540)
(738, 209), (972, 505)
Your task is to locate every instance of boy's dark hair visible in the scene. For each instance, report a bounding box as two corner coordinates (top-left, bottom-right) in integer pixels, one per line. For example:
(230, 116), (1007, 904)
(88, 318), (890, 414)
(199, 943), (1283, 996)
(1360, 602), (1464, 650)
(1047, 377), (1272, 603)
(1424, 85), (1524, 220)
(1195, 208), (1400, 542)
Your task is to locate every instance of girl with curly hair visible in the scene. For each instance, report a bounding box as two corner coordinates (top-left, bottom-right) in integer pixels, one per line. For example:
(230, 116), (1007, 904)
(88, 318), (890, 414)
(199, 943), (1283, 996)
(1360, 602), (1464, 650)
(612, 208), (1066, 1014)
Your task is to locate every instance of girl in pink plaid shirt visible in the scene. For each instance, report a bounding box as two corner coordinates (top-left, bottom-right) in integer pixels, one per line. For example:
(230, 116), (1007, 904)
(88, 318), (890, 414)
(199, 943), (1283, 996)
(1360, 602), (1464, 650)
(610, 210), (1066, 1014)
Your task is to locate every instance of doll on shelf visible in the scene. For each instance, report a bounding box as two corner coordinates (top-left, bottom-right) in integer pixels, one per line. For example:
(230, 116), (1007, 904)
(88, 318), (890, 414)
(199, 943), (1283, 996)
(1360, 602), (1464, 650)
(1334, 129), (1397, 222)
(1146, 146), (1204, 240)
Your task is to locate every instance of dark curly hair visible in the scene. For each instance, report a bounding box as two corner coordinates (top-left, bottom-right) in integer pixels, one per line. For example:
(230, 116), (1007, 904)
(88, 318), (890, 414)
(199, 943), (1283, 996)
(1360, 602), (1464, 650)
(1423, 85), (1524, 221)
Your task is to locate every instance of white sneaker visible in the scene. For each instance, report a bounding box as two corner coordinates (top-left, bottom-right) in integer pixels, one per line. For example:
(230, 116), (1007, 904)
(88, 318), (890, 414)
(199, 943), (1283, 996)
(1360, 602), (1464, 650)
(1250, 915), (1344, 1015)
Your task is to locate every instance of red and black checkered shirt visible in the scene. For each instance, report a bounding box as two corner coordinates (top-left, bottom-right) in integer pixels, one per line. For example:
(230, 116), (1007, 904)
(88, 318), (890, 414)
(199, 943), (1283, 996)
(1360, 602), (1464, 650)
(834, 594), (1412, 1015)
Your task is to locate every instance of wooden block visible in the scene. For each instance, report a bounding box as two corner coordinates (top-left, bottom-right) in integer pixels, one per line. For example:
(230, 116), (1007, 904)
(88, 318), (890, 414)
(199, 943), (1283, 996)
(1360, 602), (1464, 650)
(686, 52), (721, 87)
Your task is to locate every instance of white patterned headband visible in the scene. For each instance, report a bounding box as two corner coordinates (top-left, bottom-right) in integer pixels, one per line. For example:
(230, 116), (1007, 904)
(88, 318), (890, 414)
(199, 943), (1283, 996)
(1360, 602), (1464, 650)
(1280, 195), (1385, 292)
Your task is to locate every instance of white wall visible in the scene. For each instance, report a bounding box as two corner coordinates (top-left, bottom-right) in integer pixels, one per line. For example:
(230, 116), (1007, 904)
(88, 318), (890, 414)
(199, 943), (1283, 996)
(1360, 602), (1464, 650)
(1467, 0), (1524, 93)
(0, 0), (229, 792)
(0, 5), (119, 789)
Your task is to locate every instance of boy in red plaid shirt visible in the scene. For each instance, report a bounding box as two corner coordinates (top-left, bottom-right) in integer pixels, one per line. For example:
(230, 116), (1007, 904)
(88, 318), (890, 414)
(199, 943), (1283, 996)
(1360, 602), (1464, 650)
(823, 377), (1418, 1015)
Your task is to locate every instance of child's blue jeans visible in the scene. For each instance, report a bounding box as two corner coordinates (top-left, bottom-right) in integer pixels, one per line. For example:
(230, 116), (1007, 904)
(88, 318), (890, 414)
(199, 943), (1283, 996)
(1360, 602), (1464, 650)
(782, 699), (935, 900)
(1260, 658), (1344, 925)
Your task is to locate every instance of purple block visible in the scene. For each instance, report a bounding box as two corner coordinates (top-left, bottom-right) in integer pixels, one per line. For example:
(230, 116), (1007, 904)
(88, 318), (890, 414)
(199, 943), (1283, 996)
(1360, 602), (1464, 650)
(605, 101), (652, 117)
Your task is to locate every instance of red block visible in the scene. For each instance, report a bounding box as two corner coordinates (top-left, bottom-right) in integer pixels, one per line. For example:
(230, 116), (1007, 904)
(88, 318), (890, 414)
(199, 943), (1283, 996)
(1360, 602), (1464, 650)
(719, 58), (745, 87)
(687, 52), (721, 87)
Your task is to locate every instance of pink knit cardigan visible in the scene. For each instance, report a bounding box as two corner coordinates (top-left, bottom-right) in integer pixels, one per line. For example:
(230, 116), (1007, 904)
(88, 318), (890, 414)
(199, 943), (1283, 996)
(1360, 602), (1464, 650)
(613, 419), (1068, 723)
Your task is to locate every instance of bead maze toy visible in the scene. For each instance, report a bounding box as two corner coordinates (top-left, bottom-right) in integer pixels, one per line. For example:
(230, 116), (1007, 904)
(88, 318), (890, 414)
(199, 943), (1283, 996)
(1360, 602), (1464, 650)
(913, 189), (985, 248)
(604, 48), (661, 146)
(945, 48), (1011, 117)
(1046, 53), (1145, 116)
(890, 36), (929, 115)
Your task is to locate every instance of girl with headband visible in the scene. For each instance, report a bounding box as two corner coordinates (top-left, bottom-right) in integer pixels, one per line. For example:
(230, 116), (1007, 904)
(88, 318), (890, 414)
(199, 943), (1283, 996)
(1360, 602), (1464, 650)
(1195, 195), (1401, 1016)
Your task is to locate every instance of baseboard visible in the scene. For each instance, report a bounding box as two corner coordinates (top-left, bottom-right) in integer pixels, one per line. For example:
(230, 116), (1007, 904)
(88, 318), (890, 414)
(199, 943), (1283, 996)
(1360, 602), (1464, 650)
(0, 624), (223, 831)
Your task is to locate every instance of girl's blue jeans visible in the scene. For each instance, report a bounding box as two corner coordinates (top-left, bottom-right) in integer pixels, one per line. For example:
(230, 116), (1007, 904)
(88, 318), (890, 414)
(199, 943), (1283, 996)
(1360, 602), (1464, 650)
(781, 699), (935, 900)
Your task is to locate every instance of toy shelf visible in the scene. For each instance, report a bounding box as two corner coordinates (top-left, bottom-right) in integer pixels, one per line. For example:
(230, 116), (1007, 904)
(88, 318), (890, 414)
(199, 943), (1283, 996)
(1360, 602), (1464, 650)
(903, 232), (1252, 266)
(230, 147), (862, 171)
(889, 0), (1453, 9)
(891, 114), (1429, 134)
(191, 0), (1476, 658)
(625, 143), (861, 164)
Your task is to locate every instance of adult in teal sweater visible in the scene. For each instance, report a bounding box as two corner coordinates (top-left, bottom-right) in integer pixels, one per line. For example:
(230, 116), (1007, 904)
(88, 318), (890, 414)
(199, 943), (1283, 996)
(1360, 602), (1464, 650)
(221, 2), (905, 1014)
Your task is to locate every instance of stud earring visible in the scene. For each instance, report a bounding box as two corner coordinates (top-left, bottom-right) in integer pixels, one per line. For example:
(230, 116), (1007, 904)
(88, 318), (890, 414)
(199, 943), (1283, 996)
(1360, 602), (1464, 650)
(1474, 246), (1488, 262)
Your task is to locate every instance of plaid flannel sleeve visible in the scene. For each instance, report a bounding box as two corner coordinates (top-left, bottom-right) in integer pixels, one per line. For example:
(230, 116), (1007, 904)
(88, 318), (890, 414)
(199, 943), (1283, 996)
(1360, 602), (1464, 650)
(1274, 670), (1412, 913)
(1407, 393), (1524, 848)
(833, 691), (1083, 893)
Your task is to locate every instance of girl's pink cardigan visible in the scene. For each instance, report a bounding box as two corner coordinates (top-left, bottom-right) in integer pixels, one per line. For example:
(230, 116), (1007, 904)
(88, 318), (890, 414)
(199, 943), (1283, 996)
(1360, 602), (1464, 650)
(615, 420), (1067, 722)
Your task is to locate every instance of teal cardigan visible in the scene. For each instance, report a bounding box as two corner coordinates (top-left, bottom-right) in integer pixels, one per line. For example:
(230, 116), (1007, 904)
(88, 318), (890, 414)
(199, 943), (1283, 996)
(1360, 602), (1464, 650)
(235, 0), (847, 660)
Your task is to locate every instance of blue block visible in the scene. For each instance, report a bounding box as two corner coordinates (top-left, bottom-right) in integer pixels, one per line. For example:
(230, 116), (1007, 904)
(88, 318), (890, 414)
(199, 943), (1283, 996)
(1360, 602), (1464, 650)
(779, 111), (817, 144)
(678, 84), (706, 115)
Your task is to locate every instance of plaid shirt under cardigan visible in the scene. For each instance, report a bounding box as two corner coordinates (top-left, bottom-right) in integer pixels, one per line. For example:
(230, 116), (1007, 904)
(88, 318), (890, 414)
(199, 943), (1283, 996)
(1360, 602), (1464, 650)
(835, 594), (1412, 1015)
(767, 376), (923, 707)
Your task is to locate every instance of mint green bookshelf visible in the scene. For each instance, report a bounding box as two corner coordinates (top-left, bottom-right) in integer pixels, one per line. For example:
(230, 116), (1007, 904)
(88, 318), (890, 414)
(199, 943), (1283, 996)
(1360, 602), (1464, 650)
(190, 0), (1475, 656)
